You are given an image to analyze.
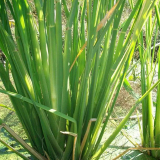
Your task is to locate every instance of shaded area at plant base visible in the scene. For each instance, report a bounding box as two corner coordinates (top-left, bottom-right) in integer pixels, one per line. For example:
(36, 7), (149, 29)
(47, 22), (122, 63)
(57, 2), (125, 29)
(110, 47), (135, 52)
(0, 128), (32, 160)
(121, 150), (157, 160)
(99, 118), (158, 160)
(0, 122), (157, 160)
(0, 79), (30, 159)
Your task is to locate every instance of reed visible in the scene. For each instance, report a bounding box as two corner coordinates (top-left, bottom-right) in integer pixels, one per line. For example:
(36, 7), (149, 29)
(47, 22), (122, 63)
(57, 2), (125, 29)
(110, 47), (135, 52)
(137, 2), (160, 158)
(0, 0), (158, 159)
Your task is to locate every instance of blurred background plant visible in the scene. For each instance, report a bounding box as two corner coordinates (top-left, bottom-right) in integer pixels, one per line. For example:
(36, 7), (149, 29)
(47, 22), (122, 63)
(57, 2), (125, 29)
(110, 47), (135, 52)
(0, 0), (159, 159)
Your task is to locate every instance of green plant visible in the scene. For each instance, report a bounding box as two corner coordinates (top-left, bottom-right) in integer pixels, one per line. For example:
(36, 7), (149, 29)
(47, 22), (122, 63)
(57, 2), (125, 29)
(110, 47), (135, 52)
(0, 0), (159, 159)
(136, 1), (160, 158)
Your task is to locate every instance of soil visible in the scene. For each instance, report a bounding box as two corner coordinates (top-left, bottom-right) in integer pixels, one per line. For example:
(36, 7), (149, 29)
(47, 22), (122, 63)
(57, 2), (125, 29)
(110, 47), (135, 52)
(114, 81), (142, 116)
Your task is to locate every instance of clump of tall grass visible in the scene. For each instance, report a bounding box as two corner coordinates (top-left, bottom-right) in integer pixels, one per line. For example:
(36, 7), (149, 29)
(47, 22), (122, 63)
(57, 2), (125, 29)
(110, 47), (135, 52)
(137, 2), (160, 158)
(0, 0), (159, 159)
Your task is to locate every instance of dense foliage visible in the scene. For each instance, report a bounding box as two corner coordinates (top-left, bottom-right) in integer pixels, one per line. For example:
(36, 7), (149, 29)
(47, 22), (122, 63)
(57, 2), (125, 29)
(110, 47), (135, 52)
(0, 0), (159, 159)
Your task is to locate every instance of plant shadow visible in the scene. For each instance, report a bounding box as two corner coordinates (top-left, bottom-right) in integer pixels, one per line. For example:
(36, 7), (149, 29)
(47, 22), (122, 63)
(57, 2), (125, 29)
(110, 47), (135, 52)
(121, 150), (157, 160)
